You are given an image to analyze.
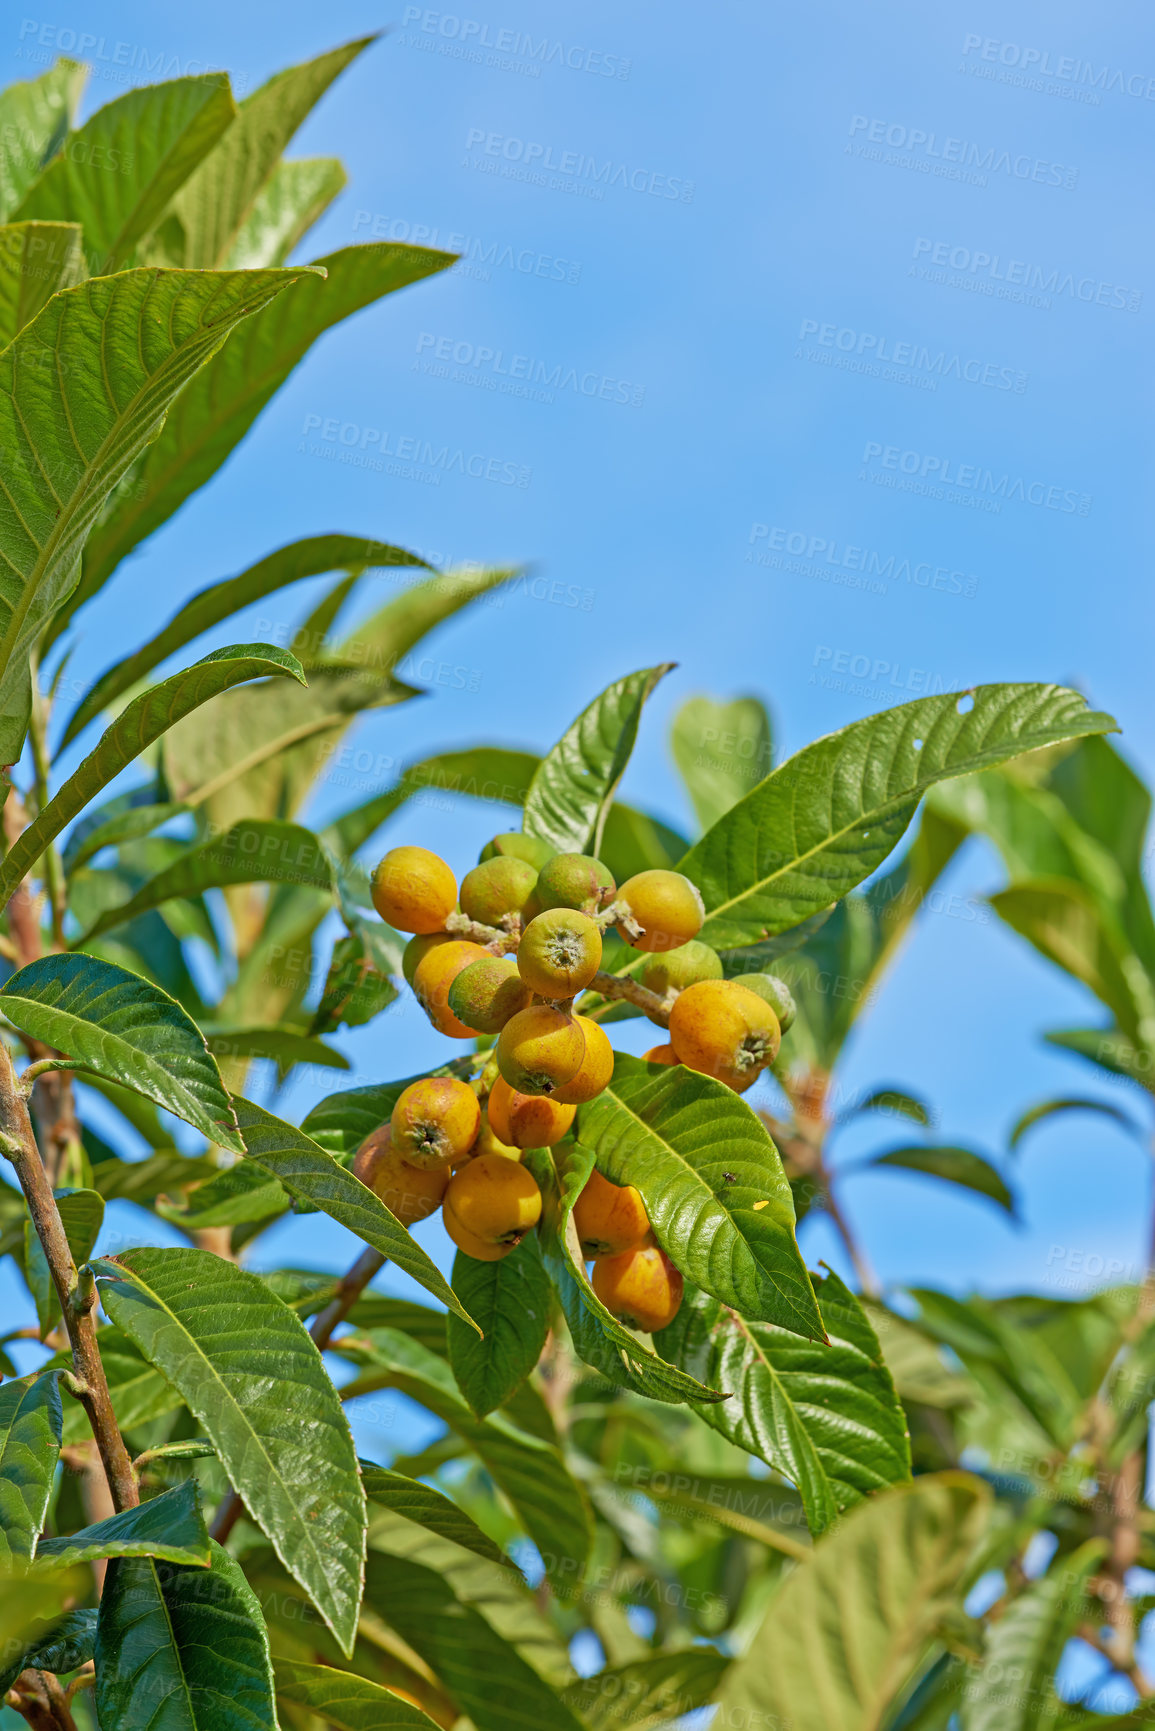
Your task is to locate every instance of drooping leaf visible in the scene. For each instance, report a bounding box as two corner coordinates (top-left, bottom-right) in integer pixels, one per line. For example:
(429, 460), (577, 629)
(0, 221), (84, 344)
(0, 1370), (62, 1562)
(843, 1089), (932, 1127)
(95, 1540), (277, 1729)
(678, 686), (1118, 950)
(155, 1159), (288, 1230)
(62, 535), (426, 744)
(360, 1464), (509, 1569)
(0, 953), (243, 1151)
(718, 1473), (990, 1731)
(24, 1185), (104, 1335)
(1046, 1026), (1155, 1093)
(93, 1246), (367, 1653)
(563, 1650), (731, 1730)
(1, 645), (304, 899)
(14, 74), (237, 271)
(962, 1540), (1104, 1731)
(63, 797), (189, 872)
(37, 1478), (210, 1567)
(337, 561), (518, 673)
(522, 663), (674, 855)
(0, 264), (308, 761)
(525, 1140), (728, 1406)
(231, 1097), (479, 1328)
(576, 1053), (824, 1340)
(656, 1270), (911, 1534)
(0, 60), (87, 221)
(274, 1658), (440, 1729)
(1009, 1095), (1141, 1149)
(447, 1237), (551, 1419)
(224, 155), (347, 268)
(865, 1146), (1016, 1214)
(2, 1607), (96, 1691)
(670, 693), (772, 831)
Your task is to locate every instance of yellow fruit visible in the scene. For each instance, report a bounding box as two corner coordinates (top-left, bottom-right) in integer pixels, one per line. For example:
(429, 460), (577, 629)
(551, 1016), (615, 1104)
(412, 940), (488, 1037)
(487, 1076), (576, 1149)
(517, 908), (602, 998)
(443, 1153), (542, 1251)
(668, 979), (781, 1092)
(351, 1128), (448, 1226)
(496, 1003), (585, 1095)
(390, 1077), (480, 1169)
(573, 1168), (651, 1259)
(372, 846), (457, 934)
(473, 1106), (523, 1160)
(447, 953), (532, 1033)
(617, 870), (705, 953)
(444, 1215), (516, 1261)
(402, 931), (453, 986)
(642, 1043), (679, 1066)
(459, 856), (539, 927)
(592, 1244), (683, 1332)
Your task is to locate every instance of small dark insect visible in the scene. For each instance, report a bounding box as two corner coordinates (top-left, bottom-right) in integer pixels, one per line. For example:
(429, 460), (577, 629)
(722, 1172), (737, 1184)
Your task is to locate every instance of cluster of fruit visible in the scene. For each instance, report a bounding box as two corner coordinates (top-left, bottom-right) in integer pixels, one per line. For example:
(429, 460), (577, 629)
(349, 831), (797, 1333)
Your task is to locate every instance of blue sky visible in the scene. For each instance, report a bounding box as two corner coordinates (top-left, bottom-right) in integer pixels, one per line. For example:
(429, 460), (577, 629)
(3, 0), (1154, 1459)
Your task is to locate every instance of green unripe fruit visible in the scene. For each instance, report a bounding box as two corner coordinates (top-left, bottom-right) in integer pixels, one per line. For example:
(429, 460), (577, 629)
(459, 856), (539, 928)
(448, 954), (533, 1034)
(533, 852), (616, 915)
(479, 832), (556, 871)
(736, 973), (796, 1033)
(517, 908), (603, 998)
(402, 931), (453, 987)
(641, 940), (723, 998)
(496, 1003), (586, 1096)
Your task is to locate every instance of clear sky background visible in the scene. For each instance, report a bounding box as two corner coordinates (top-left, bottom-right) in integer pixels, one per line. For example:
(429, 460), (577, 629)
(3, 1), (1154, 1478)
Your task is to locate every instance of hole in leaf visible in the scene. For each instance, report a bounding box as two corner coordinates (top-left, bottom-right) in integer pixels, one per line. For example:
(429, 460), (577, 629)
(957, 693), (975, 714)
(912, 738), (923, 751)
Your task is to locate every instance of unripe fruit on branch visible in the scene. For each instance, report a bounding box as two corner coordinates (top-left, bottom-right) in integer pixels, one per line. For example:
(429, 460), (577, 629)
(616, 870), (705, 952)
(642, 1043), (679, 1066)
(372, 846), (457, 934)
(533, 852), (616, 915)
(640, 939), (723, 1005)
(351, 1127), (448, 1226)
(668, 979), (780, 1092)
(737, 972), (796, 1033)
(402, 931), (453, 987)
(573, 1168), (651, 1259)
(412, 939), (488, 1037)
(550, 1016), (615, 1105)
(448, 954), (532, 1034)
(444, 1153), (542, 1258)
(390, 1077), (480, 1169)
(459, 856), (538, 927)
(517, 908), (602, 998)
(592, 1244), (683, 1332)
(496, 1003), (585, 1095)
(480, 832), (555, 870)
(487, 1076), (575, 1149)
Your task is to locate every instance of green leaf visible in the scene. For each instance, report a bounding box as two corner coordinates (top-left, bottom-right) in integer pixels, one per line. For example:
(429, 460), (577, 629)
(90, 1148), (220, 1207)
(95, 1540), (277, 1729)
(93, 1245), (367, 1653)
(0, 60), (87, 221)
(325, 744), (538, 856)
(61, 535), (426, 745)
(74, 243), (454, 616)
(866, 1146), (1016, 1214)
(155, 1159), (288, 1230)
(274, 1658), (441, 1729)
(338, 561), (518, 672)
(231, 1097), (479, 1329)
(0, 953), (243, 1151)
(63, 797), (188, 872)
(0, 221), (84, 345)
(718, 1472), (990, 1731)
(522, 663), (675, 854)
(360, 1464), (509, 1568)
(670, 693), (772, 830)
(0, 1562), (90, 1696)
(656, 1269), (911, 1534)
(309, 925), (398, 1035)
(14, 74), (237, 271)
(1009, 1096), (1141, 1149)
(0, 1370), (62, 1562)
(78, 817), (333, 944)
(37, 1477), (210, 1567)
(204, 1025), (349, 1071)
(577, 1052), (824, 1339)
(1045, 1026), (1155, 1092)
(224, 155), (347, 268)
(3, 1606), (96, 1690)
(53, 1334), (183, 1446)
(844, 1088), (932, 1127)
(1, 645), (304, 899)
(24, 1186), (104, 1335)
(525, 1140), (728, 1406)
(563, 1651), (731, 1730)
(678, 685), (1118, 949)
(0, 265), (308, 762)
(301, 1066), (474, 1158)
(962, 1541), (1104, 1731)
(447, 1237), (551, 1418)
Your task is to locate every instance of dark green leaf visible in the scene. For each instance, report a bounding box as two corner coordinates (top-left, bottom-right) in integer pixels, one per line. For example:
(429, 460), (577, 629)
(447, 1237), (550, 1418)
(24, 1186), (104, 1335)
(360, 1465), (508, 1568)
(308, 925), (398, 1035)
(274, 1658), (440, 1729)
(0, 954), (242, 1151)
(93, 1246), (366, 1653)
(37, 1478), (210, 1567)
(63, 798), (189, 873)
(0, 221), (84, 344)
(563, 1651), (731, 1730)
(844, 1089), (931, 1127)
(155, 1159), (288, 1230)
(90, 1148), (220, 1207)
(866, 1146), (1016, 1214)
(1009, 1096), (1141, 1149)
(522, 663), (674, 854)
(0, 60), (86, 220)
(6, 1606), (96, 1687)
(669, 693), (772, 831)
(963, 1540), (1104, 1731)
(0, 1370), (62, 1562)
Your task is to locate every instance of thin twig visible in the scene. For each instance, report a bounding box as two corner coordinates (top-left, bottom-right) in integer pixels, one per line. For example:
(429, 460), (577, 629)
(585, 969), (670, 1025)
